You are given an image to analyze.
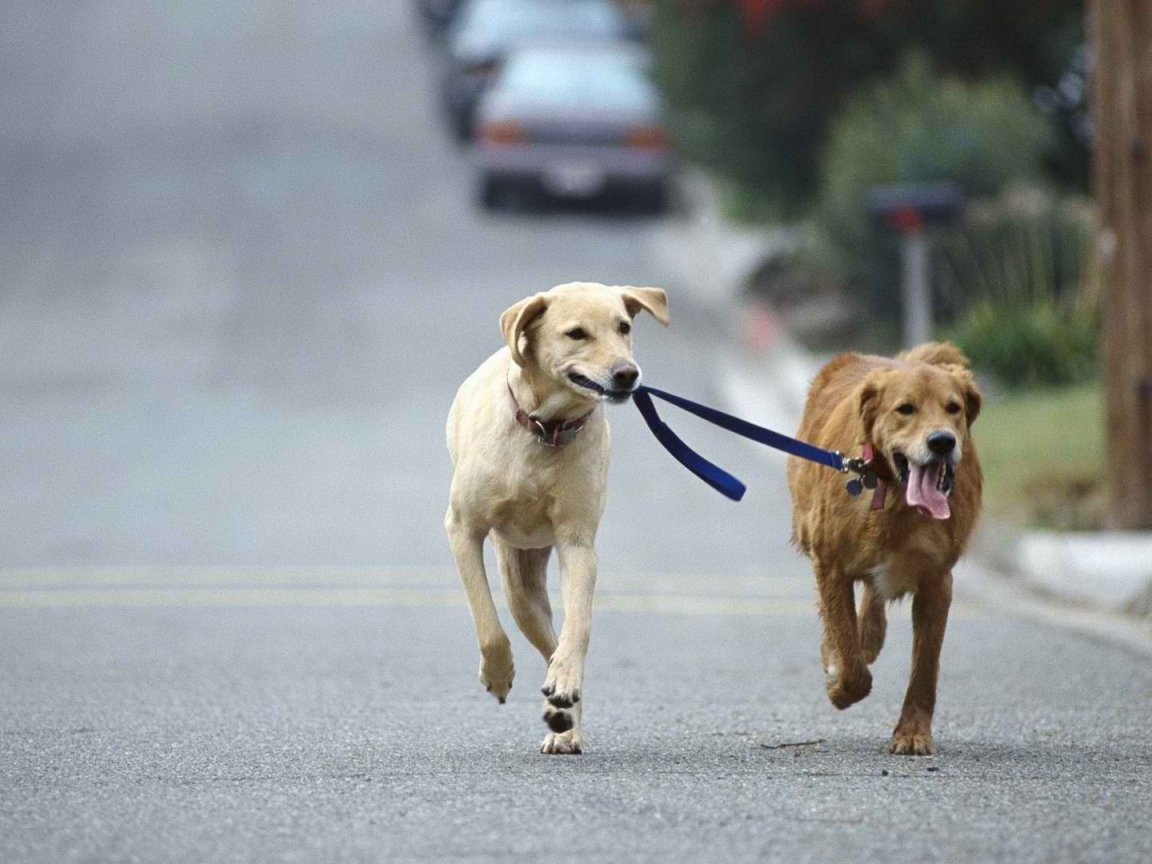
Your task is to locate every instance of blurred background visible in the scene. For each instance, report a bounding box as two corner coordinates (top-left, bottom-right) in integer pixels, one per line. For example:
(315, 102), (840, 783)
(7, 4), (1152, 862)
(0, 0), (1101, 574)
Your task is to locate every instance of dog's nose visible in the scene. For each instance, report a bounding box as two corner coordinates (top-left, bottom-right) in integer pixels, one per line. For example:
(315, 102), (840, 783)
(927, 431), (956, 456)
(611, 362), (640, 391)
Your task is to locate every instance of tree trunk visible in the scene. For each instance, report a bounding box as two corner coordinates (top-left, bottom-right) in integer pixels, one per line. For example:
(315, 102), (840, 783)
(1091, 0), (1152, 529)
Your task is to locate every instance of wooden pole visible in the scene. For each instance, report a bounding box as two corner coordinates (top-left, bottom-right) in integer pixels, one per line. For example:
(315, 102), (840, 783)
(1091, 0), (1152, 529)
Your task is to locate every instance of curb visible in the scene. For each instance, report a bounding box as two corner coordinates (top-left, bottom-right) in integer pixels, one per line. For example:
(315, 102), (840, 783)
(1014, 530), (1152, 616)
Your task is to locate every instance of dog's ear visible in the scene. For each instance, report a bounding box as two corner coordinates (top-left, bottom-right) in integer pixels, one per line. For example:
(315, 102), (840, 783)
(500, 293), (549, 367)
(857, 371), (886, 441)
(619, 286), (670, 327)
(898, 341), (970, 369)
(946, 365), (982, 427)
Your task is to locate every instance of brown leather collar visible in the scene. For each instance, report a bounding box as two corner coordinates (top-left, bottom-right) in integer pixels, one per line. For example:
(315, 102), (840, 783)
(508, 384), (595, 448)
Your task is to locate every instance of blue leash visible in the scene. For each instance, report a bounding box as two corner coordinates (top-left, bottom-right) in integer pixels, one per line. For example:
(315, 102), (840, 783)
(632, 385), (868, 502)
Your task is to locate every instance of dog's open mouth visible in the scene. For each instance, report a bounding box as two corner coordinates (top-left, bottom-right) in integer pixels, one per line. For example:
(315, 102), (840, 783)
(567, 372), (632, 404)
(892, 452), (954, 520)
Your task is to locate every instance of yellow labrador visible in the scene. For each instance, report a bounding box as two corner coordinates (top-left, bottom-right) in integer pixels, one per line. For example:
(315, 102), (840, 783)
(445, 281), (669, 754)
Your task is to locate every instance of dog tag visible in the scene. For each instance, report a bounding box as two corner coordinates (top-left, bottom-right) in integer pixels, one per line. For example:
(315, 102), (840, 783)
(845, 478), (863, 496)
(862, 472), (878, 490)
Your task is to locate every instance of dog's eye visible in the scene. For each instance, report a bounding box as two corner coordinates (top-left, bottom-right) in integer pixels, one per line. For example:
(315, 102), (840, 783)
(896, 403), (916, 415)
(565, 328), (588, 340)
(618, 321), (631, 335)
(946, 402), (962, 414)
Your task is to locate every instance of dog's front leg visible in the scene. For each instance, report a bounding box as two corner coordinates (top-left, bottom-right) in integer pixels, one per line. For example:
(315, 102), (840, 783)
(816, 563), (872, 710)
(540, 540), (596, 754)
(891, 570), (952, 756)
(446, 510), (514, 703)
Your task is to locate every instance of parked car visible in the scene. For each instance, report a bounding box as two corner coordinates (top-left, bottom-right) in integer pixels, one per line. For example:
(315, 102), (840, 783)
(472, 43), (673, 211)
(442, 0), (630, 141)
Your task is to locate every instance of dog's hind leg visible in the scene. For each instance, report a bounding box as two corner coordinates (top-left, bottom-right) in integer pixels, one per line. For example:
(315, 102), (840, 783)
(496, 541), (557, 661)
(816, 561), (873, 710)
(446, 509), (514, 703)
(891, 570), (952, 756)
(858, 581), (887, 666)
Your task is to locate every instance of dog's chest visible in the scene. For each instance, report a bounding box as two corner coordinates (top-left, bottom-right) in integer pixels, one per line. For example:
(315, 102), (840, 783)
(867, 521), (959, 599)
(479, 458), (571, 547)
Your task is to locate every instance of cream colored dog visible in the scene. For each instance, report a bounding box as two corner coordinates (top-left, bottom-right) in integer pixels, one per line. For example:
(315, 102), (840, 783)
(445, 281), (669, 754)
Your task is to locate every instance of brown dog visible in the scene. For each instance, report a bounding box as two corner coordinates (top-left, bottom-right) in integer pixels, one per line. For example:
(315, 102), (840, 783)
(787, 342), (982, 755)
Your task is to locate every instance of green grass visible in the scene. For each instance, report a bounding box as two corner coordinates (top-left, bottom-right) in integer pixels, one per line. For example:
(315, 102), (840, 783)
(976, 383), (1104, 528)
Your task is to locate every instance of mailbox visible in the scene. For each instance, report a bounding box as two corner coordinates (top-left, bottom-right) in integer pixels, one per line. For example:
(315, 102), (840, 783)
(866, 182), (965, 348)
(867, 182), (965, 233)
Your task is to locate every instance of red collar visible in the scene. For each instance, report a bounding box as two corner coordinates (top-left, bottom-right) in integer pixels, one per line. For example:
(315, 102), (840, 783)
(508, 384), (595, 448)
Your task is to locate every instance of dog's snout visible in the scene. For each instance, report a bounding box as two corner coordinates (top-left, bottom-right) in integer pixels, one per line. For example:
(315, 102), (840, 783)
(927, 431), (956, 456)
(611, 362), (640, 391)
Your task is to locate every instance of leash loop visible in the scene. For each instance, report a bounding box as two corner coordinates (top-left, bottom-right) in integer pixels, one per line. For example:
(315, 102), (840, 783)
(632, 388), (747, 501)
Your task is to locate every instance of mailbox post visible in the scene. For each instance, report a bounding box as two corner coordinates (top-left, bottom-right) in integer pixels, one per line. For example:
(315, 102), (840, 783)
(867, 183), (964, 349)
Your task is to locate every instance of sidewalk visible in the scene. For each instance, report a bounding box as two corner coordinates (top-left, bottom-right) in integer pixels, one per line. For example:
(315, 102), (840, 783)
(652, 169), (1152, 651)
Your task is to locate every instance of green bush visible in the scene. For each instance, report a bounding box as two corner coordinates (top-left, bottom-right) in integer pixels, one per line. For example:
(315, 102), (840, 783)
(949, 300), (1096, 389)
(813, 55), (1053, 308)
(939, 188), (1098, 389)
(649, 3), (899, 216)
(648, 1), (1085, 215)
(936, 189), (1097, 317)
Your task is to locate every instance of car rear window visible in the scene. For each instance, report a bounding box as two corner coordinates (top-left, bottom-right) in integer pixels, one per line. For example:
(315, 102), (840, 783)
(499, 51), (655, 110)
(455, 0), (624, 47)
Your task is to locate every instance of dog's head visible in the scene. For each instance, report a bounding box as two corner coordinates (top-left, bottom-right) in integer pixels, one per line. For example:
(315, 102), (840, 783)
(500, 282), (669, 404)
(858, 344), (981, 520)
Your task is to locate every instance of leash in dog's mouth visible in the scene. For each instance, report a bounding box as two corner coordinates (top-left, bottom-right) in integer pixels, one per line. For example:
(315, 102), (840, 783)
(567, 372), (633, 404)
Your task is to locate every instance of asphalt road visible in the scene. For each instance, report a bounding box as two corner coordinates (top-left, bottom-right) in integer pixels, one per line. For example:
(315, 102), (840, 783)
(1, 3), (1150, 862)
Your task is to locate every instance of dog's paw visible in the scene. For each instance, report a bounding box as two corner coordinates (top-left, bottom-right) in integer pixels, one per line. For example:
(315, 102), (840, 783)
(479, 640), (514, 704)
(542, 701), (578, 735)
(890, 732), (934, 756)
(540, 729), (584, 755)
(541, 659), (582, 709)
(825, 667), (872, 710)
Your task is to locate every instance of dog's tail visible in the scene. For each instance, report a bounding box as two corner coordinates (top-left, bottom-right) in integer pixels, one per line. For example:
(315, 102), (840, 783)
(898, 341), (971, 369)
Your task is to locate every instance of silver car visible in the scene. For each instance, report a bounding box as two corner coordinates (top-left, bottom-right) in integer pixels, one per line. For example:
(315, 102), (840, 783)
(472, 44), (673, 211)
(442, 0), (630, 141)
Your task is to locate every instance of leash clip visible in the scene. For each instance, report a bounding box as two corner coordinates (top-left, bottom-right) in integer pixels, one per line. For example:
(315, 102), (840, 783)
(839, 454), (869, 476)
(838, 453), (879, 497)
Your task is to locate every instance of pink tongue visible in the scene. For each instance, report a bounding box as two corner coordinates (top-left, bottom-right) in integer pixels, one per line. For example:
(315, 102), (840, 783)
(906, 462), (950, 520)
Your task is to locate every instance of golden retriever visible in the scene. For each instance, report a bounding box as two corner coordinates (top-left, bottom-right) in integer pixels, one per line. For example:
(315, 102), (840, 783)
(787, 342), (982, 755)
(445, 281), (669, 754)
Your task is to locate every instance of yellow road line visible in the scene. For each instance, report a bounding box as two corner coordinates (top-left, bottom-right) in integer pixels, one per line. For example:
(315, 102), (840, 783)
(0, 586), (811, 615)
(0, 585), (984, 618)
(0, 566), (813, 595)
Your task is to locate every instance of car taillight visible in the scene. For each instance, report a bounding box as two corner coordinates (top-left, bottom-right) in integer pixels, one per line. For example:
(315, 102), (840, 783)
(626, 126), (669, 150)
(478, 120), (528, 146)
